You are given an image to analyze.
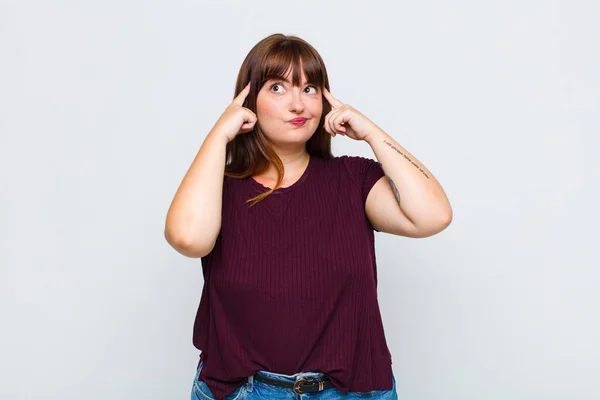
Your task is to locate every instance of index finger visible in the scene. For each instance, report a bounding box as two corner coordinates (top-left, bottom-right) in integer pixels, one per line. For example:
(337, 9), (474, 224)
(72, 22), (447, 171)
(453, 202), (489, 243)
(322, 88), (343, 109)
(232, 82), (251, 106)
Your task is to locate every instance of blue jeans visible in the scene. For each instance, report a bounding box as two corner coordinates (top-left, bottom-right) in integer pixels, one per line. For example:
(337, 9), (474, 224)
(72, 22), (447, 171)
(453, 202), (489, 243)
(191, 360), (398, 400)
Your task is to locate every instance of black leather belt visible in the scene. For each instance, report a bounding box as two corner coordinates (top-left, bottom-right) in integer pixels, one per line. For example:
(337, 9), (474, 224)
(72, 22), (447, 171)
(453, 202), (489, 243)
(253, 374), (334, 394)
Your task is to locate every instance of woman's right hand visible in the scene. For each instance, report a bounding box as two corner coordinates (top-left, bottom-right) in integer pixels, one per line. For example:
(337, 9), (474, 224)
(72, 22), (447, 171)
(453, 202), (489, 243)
(210, 82), (257, 143)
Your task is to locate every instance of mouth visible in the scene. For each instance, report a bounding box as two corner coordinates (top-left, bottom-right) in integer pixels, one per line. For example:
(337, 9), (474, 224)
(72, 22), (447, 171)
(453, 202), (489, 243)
(289, 118), (308, 126)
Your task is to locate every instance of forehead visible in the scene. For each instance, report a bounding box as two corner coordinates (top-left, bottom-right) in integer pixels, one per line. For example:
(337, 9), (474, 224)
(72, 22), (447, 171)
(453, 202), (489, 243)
(268, 76), (308, 84)
(266, 63), (313, 84)
(266, 72), (312, 85)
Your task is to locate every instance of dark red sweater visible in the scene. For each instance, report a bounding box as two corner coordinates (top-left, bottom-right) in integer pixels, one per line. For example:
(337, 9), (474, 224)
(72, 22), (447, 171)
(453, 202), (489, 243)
(193, 154), (393, 399)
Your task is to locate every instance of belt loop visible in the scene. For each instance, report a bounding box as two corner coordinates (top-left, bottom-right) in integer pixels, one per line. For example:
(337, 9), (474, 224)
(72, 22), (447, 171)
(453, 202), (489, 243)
(246, 374), (254, 392)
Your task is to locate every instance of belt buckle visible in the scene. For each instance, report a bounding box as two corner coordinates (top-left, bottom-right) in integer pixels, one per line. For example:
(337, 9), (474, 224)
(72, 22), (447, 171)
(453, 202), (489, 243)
(293, 377), (315, 395)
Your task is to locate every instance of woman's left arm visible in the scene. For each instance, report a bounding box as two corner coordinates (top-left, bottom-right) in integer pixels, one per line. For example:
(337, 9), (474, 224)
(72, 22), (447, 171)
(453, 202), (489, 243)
(364, 127), (453, 237)
(322, 87), (452, 237)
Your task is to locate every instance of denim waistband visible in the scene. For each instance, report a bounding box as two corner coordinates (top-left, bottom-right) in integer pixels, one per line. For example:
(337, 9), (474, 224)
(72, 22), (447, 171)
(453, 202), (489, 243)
(198, 358), (327, 384)
(254, 369), (328, 383)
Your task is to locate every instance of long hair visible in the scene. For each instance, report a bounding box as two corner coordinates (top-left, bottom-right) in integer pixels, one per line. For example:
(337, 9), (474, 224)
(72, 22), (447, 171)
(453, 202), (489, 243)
(225, 33), (334, 206)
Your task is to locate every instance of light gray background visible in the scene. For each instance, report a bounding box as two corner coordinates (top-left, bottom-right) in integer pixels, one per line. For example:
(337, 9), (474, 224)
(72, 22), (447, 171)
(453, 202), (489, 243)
(1, 1), (598, 399)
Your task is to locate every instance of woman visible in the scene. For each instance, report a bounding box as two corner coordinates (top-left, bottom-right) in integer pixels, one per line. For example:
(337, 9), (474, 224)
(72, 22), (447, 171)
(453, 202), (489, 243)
(165, 33), (452, 400)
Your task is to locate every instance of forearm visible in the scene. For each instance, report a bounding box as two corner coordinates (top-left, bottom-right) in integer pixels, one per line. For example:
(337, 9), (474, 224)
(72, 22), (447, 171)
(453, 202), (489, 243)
(365, 127), (452, 227)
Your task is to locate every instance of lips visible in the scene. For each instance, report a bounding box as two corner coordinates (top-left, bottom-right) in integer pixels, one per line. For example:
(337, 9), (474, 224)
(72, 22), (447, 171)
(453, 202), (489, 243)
(290, 118), (308, 126)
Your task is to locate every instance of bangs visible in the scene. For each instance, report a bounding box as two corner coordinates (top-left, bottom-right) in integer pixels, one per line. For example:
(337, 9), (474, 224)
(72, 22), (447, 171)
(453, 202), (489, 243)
(259, 40), (325, 88)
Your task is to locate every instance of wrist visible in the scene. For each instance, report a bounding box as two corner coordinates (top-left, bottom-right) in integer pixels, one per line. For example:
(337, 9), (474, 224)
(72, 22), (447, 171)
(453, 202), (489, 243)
(364, 126), (385, 145)
(207, 130), (232, 145)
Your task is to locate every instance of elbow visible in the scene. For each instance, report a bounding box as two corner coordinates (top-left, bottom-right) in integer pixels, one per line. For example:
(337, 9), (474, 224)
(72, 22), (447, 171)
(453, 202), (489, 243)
(442, 208), (453, 226)
(433, 202), (453, 231)
(434, 211), (453, 235)
(413, 211), (452, 238)
(164, 228), (215, 258)
(434, 209), (453, 233)
(434, 195), (453, 230)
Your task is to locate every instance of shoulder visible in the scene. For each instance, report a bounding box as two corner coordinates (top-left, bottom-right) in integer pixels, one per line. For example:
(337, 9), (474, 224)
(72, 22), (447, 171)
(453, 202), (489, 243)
(337, 155), (383, 184)
(337, 154), (381, 167)
(327, 154), (379, 169)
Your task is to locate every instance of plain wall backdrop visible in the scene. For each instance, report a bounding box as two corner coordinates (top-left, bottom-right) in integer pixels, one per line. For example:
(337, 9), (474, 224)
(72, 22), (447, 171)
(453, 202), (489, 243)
(1, 1), (598, 399)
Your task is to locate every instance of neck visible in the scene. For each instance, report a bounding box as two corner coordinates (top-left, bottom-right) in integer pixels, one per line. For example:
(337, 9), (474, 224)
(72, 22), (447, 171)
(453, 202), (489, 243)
(258, 151), (310, 181)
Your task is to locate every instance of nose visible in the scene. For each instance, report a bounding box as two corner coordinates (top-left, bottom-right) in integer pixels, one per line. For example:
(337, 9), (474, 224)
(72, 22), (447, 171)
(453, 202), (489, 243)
(289, 88), (305, 113)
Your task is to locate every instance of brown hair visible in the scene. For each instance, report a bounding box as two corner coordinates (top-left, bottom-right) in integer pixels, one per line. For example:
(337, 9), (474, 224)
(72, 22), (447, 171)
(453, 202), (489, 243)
(224, 33), (334, 206)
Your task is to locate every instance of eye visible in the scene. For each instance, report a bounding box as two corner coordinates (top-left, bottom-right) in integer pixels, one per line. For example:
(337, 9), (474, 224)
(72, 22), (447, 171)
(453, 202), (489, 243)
(270, 83), (284, 93)
(269, 82), (319, 95)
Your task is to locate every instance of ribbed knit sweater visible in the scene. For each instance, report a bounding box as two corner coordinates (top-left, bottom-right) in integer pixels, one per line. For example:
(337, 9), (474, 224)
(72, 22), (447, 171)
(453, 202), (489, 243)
(193, 154), (393, 400)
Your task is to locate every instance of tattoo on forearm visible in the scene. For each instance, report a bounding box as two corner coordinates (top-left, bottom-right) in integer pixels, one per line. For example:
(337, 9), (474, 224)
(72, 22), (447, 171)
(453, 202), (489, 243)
(386, 175), (401, 206)
(383, 140), (430, 179)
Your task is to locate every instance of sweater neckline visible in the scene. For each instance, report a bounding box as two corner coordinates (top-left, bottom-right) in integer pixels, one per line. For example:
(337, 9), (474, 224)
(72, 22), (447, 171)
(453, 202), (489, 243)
(249, 154), (313, 194)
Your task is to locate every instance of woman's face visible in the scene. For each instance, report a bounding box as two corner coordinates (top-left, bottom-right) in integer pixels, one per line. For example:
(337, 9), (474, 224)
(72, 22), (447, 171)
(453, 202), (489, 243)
(255, 67), (323, 147)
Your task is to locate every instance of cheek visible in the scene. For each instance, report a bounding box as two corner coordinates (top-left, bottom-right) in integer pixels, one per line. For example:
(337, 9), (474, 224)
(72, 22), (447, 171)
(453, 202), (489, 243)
(256, 97), (278, 120)
(314, 102), (323, 116)
(310, 100), (323, 118)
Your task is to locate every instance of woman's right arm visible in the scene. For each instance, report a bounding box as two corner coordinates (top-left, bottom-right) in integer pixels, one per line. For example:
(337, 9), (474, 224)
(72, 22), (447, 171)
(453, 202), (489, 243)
(164, 131), (229, 258)
(164, 82), (255, 258)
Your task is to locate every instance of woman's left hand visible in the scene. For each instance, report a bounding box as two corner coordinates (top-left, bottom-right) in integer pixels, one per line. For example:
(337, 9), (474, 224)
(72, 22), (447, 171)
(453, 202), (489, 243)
(322, 88), (379, 142)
